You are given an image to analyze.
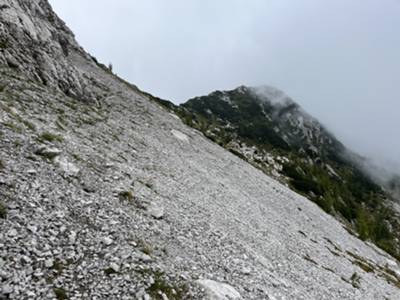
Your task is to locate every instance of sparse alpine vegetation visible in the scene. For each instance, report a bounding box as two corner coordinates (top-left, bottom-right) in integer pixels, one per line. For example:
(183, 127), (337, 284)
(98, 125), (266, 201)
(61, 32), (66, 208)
(1, 1), (400, 299)
(38, 131), (64, 143)
(0, 201), (7, 219)
(155, 86), (400, 260)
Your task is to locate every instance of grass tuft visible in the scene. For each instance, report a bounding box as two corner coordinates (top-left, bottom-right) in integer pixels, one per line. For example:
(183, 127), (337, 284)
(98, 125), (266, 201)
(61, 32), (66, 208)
(118, 190), (134, 202)
(53, 288), (68, 300)
(146, 271), (188, 300)
(0, 201), (7, 219)
(38, 132), (64, 143)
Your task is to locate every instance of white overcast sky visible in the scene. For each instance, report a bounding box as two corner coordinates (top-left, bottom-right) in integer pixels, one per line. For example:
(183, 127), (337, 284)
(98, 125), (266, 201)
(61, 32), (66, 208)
(49, 0), (400, 172)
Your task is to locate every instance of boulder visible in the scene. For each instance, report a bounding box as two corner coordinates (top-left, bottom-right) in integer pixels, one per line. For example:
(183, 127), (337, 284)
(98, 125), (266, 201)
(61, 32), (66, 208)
(195, 280), (242, 300)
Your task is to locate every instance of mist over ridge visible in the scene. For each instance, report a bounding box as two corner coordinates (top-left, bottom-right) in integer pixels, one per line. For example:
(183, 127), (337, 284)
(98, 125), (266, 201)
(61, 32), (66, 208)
(48, 0), (400, 177)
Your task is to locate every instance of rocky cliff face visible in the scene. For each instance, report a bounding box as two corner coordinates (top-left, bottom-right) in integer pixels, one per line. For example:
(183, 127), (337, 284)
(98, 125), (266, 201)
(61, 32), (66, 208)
(0, 0), (99, 101)
(1, 1), (400, 299)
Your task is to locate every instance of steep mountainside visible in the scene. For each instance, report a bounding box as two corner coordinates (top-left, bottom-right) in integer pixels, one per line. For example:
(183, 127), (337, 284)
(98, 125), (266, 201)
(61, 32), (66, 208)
(1, 1), (400, 299)
(157, 86), (400, 261)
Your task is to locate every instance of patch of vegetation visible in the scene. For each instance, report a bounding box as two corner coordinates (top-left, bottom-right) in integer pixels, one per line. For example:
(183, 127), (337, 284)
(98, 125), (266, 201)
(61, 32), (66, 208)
(104, 267), (118, 276)
(147, 270), (188, 300)
(0, 38), (8, 49)
(154, 87), (400, 262)
(0, 201), (7, 219)
(72, 153), (81, 161)
(38, 132), (64, 143)
(350, 272), (361, 289)
(112, 132), (121, 142)
(22, 119), (36, 131)
(3, 121), (22, 133)
(52, 259), (65, 275)
(353, 260), (375, 273)
(64, 101), (78, 111)
(344, 250), (400, 288)
(280, 159), (400, 260)
(56, 115), (68, 130)
(118, 190), (134, 202)
(48, 13), (56, 24)
(138, 240), (153, 256)
(53, 287), (68, 300)
(380, 265), (400, 288)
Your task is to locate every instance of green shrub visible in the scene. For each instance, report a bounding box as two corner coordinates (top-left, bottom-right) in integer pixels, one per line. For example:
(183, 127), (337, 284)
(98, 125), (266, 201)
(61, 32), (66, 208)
(104, 267), (118, 276)
(0, 201), (7, 219)
(356, 208), (372, 240)
(118, 190), (134, 202)
(147, 271), (187, 300)
(290, 178), (323, 196)
(0, 38), (8, 49)
(53, 288), (68, 300)
(141, 244), (153, 256)
(38, 132), (64, 143)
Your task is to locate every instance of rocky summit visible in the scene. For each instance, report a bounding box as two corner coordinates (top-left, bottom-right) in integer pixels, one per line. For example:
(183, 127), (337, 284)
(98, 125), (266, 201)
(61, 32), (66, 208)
(0, 1), (400, 299)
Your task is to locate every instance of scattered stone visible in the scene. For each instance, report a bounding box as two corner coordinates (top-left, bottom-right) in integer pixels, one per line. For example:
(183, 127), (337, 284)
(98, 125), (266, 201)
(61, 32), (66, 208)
(103, 237), (114, 246)
(68, 231), (77, 244)
(82, 182), (96, 193)
(137, 253), (153, 263)
(2, 284), (12, 295)
(8, 229), (18, 237)
(196, 280), (242, 300)
(0, 2), (398, 299)
(161, 293), (169, 300)
(109, 262), (120, 273)
(27, 225), (38, 233)
(54, 156), (80, 177)
(171, 129), (189, 142)
(26, 169), (37, 175)
(147, 204), (164, 220)
(241, 267), (251, 275)
(34, 146), (62, 159)
(143, 294), (151, 300)
(44, 258), (54, 268)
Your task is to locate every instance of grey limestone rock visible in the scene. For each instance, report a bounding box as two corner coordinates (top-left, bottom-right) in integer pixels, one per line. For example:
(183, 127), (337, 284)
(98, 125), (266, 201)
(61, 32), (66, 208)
(0, 1), (399, 299)
(196, 279), (242, 300)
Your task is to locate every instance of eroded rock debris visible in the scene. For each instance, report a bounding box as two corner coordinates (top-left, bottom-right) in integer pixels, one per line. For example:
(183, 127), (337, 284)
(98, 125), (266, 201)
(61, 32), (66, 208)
(0, 0), (399, 299)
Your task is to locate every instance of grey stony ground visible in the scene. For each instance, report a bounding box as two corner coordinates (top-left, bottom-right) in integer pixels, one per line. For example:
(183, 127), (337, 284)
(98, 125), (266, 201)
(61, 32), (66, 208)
(1, 0), (400, 299)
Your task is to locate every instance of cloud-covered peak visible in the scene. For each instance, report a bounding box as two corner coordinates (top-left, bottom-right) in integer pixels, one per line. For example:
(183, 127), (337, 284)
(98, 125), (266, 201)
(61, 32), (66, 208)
(248, 85), (296, 107)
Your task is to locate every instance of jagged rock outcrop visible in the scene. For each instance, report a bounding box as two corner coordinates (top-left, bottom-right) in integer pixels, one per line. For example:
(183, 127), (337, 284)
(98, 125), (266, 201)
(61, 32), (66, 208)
(0, 0), (98, 101)
(0, 1), (400, 299)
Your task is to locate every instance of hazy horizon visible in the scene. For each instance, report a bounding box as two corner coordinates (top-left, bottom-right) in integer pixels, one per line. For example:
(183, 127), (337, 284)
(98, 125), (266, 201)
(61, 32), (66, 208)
(49, 0), (400, 174)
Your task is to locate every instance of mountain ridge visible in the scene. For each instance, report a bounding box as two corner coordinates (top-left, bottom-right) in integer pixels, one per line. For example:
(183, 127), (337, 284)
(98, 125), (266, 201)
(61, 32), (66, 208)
(156, 85), (400, 261)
